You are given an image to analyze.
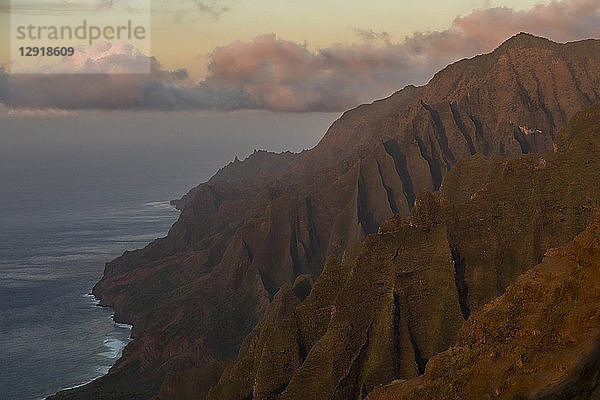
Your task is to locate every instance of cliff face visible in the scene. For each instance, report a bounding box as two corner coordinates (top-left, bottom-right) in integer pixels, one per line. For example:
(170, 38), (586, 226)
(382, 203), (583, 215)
(50, 34), (600, 400)
(367, 212), (600, 400)
(170, 150), (303, 210)
(208, 104), (600, 400)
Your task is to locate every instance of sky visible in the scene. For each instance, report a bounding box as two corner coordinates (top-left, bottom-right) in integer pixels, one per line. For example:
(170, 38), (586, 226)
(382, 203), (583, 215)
(149, 0), (548, 78)
(1, 0), (548, 76)
(0, 110), (336, 201)
(1, 0), (600, 113)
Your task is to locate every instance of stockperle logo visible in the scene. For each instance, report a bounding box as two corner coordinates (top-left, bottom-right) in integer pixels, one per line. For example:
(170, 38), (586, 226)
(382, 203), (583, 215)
(9, 0), (151, 74)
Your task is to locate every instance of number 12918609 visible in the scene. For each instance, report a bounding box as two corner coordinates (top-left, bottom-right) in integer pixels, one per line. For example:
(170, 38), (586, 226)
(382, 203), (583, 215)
(19, 47), (75, 57)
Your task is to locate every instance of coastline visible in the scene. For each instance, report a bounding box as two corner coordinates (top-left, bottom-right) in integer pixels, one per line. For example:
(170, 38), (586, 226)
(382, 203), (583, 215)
(44, 294), (133, 400)
(43, 200), (181, 400)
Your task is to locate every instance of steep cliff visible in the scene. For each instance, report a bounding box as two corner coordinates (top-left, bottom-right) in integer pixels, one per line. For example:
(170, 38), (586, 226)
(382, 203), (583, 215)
(50, 34), (600, 400)
(207, 104), (600, 400)
(367, 210), (600, 400)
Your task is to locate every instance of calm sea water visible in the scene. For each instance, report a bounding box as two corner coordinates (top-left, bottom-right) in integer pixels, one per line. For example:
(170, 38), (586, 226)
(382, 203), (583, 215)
(0, 199), (180, 400)
(0, 110), (335, 400)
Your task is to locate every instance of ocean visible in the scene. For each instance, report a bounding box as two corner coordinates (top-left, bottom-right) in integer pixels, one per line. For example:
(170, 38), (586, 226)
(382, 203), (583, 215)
(0, 110), (336, 399)
(0, 198), (179, 400)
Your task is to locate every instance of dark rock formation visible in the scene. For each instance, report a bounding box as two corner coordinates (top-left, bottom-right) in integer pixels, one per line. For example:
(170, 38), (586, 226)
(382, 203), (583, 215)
(171, 150), (303, 210)
(208, 104), (600, 400)
(49, 35), (600, 400)
(367, 209), (600, 400)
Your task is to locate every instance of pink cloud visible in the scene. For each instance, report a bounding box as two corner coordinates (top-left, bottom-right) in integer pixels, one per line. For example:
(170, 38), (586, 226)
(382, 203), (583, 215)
(2, 0), (600, 112)
(196, 0), (600, 111)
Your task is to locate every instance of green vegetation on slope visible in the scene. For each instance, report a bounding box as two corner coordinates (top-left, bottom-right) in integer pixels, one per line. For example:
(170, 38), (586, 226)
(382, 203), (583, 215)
(209, 104), (600, 400)
(367, 208), (600, 400)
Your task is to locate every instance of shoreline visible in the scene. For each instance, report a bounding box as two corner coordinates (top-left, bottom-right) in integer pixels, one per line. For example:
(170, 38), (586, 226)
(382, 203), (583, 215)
(44, 200), (178, 399)
(44, 294), (133, 400)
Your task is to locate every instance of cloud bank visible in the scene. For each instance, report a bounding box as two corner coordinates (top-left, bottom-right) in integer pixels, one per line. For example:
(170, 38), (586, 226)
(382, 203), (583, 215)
(2, 0), (600, 112)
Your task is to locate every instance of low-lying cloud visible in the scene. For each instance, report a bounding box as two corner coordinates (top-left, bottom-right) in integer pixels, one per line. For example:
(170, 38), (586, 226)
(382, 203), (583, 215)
(2, 0), (600, 112)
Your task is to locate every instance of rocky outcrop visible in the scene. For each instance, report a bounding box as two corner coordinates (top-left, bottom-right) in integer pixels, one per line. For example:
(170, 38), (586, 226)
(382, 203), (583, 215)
(206, 104), (600, 400)
(171, 150), (303, 210)
(367, 209), (600, 400)
(50, 35), (600, 400)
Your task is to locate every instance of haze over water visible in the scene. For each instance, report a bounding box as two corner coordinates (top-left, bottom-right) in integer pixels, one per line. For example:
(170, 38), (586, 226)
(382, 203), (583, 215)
(0, 110), (336, 399)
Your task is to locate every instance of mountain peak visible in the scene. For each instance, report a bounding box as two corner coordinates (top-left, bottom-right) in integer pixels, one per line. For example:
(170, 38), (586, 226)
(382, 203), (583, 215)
(495, 31), (557, 52)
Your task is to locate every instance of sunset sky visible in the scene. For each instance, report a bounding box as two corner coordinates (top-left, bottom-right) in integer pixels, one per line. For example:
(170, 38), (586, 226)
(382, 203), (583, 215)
(1, 0), (600, 112)
(148, 0), (548, 78)
(1, 0), (547, 76)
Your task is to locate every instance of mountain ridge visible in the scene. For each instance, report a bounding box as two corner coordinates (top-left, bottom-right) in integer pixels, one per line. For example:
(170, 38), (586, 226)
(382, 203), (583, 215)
(49, 34), (600, 400)
(206, 103), (600, 400)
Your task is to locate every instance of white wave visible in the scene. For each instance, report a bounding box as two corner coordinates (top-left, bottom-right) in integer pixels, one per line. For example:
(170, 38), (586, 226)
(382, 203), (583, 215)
(111, 315), (133, 337)
(114, 322), (133, 330)
(99, 338), (126, 359)
(83, 293), (101, 306)
(145, 200), (177, 210)
(94, 365), (111, 375)
(50, 363), (110, 397)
